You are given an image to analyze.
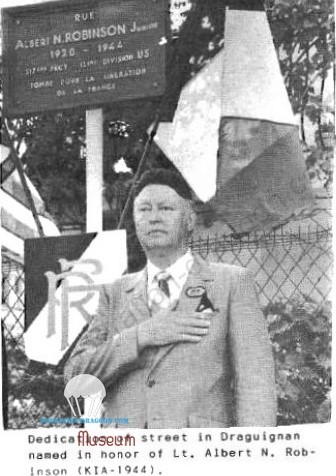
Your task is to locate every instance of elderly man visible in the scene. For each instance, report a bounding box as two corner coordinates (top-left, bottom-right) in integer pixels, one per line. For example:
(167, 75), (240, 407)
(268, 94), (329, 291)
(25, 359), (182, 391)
(64, 168), (277, 428)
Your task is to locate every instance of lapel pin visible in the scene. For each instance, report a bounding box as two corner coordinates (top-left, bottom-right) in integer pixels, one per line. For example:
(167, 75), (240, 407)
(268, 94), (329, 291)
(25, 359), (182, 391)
(185, 286), (206, 298)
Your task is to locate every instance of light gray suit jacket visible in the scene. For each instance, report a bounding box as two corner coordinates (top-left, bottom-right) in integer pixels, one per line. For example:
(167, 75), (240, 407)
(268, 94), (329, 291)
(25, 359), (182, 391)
(64, 255), (277, 428)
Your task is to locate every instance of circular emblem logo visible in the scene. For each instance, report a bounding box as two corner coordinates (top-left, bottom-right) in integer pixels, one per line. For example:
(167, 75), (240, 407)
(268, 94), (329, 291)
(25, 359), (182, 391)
(185, 286), (206, 298)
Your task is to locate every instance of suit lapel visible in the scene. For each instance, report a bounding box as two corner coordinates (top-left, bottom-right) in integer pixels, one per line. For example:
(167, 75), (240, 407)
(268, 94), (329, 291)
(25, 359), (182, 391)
(124, 268), (150, 325)
(148, 255), (215, 374)
(176, 255), (215, 316)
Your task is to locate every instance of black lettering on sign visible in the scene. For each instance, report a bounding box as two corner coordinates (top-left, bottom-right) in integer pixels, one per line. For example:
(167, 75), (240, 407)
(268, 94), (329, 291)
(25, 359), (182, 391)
(3, 0), (167, 115)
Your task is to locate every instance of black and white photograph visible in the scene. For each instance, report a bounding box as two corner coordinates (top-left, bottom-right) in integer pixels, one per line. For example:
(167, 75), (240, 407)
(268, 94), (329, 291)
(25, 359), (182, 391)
(0, 0), (334, 474)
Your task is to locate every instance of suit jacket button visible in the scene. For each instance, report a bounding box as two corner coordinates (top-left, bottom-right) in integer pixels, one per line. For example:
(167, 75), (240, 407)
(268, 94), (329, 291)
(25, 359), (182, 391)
(147, 379), (155, 388)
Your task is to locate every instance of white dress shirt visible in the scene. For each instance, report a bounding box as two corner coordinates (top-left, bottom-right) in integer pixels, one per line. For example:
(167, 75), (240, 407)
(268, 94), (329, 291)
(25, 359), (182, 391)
(147, 250), (194, 308)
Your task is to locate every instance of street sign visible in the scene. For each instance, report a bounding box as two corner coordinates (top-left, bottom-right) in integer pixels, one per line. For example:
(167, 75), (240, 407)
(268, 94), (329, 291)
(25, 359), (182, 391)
(2, 0), (167, 115)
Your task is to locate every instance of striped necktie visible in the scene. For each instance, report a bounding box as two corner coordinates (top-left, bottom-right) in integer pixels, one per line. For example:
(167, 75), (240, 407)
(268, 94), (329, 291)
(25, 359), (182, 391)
(157, 271), (171, 298)
(150, 271), (171, 309)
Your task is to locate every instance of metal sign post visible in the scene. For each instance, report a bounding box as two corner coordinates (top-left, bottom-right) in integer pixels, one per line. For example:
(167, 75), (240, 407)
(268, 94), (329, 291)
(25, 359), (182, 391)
(85, 106), (103, 424)
(86, 108), (103, 232)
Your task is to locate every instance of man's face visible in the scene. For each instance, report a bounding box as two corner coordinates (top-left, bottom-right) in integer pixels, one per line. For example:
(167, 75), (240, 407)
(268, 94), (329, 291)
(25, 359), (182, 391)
(133, 184), (195, 252)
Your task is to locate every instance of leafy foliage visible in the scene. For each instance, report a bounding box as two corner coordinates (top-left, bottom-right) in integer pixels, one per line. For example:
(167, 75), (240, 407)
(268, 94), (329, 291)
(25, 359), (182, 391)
(5, 341), (72, 429)
(268, 0), (334, 115)
(267, 0), (334, 187)
(265, 298), (331, 425)
(19, 113), (86, 228)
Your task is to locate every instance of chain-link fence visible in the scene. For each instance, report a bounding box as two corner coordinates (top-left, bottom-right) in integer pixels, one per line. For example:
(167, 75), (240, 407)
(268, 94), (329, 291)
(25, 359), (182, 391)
(1, 254), (25, 346)
(1, 206), (332, 345)
(191, 212), (332, 310)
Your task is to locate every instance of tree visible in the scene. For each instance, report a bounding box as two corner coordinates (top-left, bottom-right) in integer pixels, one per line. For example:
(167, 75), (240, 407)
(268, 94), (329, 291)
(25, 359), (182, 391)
(267, 0), (334, 187)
